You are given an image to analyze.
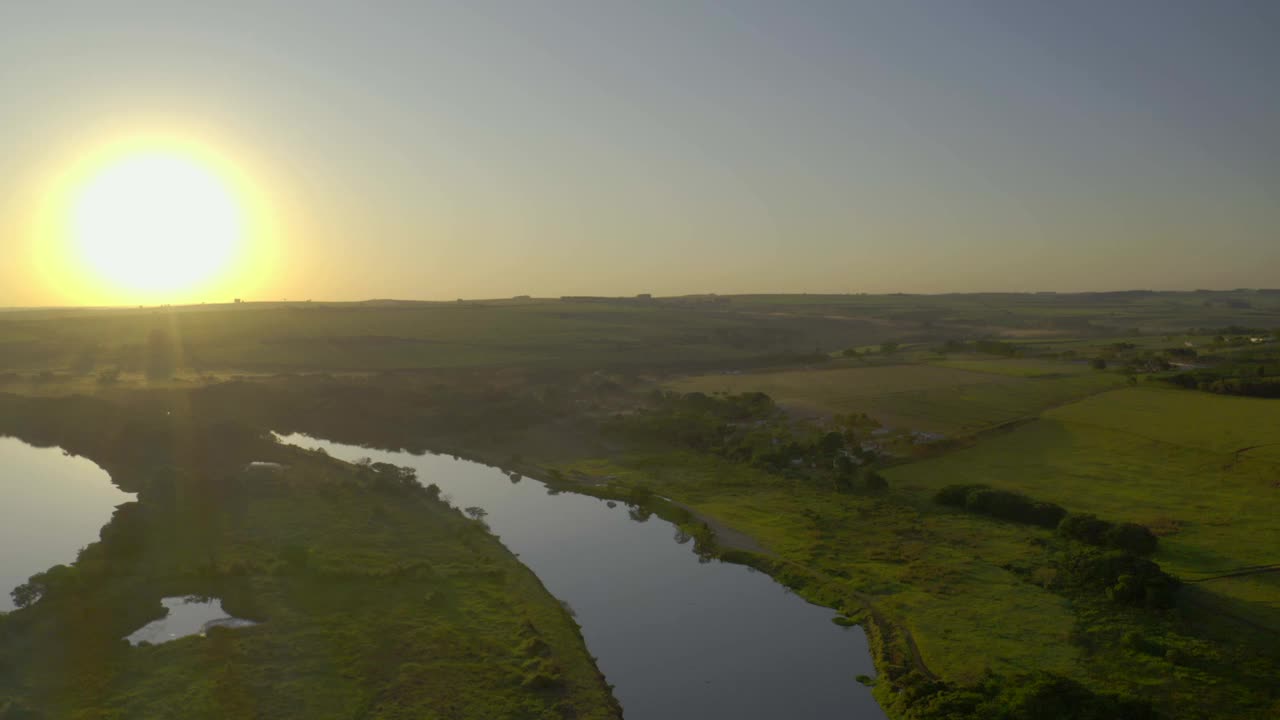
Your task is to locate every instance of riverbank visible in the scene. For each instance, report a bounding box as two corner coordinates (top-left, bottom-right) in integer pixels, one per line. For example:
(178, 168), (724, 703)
(0, 393), (621, 719)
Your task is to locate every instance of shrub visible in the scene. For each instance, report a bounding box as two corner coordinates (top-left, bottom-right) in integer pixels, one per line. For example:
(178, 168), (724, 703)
(935, 484), (987, 507)
(1056, 548), (1180, 609)
(1104, 522), (1159, 555)
(964, 488), (1065, 529)
(1058, 513), (1113, 546)
(1029, 501), (1068, 529)
(1059, 514), (1158, 555)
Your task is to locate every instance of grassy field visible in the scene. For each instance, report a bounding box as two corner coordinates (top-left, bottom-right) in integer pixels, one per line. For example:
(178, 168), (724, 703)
(2, 290), (1277, 376)
(667, 363), (1125, 433)
(0, 300), (892, 374)
(888, 386), (1280, 610)
(521, 377), (1280, 717)
(928, 357), (1093, 377)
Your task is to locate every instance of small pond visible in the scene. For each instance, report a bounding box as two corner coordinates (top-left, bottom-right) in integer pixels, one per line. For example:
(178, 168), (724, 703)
(125, 596), (258, 646)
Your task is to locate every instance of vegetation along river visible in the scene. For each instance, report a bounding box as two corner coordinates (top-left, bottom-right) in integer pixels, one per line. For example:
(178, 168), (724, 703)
(279, 433), (887, 720)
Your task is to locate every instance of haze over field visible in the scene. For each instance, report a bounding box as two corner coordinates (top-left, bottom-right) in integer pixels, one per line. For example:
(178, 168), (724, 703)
(3, 1), (1279, 306)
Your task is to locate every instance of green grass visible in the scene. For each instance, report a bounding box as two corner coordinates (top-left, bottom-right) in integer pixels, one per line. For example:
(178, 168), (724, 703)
(888, 386), (1280, 604)
(0, 300), (894, 374)
(667, 364), (1124, 433)
(929, 357), (1092, 377)
(3, 290), (1278, 375)
(668, 365), (1009, 407)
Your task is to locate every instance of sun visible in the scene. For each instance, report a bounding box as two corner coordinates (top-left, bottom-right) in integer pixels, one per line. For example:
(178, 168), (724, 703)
(67, 148), (246, 296)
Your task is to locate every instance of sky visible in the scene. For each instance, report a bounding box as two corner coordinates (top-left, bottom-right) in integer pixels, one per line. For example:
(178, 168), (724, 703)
(2, 1), (1278, 305)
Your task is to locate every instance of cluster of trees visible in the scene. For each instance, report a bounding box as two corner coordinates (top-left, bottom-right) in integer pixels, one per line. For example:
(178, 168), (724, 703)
(1164, 369), (1280, 398)
(353, 458), (422, 491)
(935, 486), (1158, 555)
(1054, 547), (1180, 609)
(610, 391), (888, 492)
(883, 670), (1161, 720)
(939, 339), (1020, 356)
(934, 485), (1173, 608)
(935, 484), (1066, 528)
(1058, 513), (1158, 555)
(9, 564), (82, 610)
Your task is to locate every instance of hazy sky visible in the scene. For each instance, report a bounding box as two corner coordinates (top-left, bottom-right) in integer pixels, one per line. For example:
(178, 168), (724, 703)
(3, 1), (1278, 304)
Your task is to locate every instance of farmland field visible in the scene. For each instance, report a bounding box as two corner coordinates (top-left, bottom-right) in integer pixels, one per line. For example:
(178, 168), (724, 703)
(668, 363), (1124, 433)
(888, 387), (1280, 607)
(928, 357), (1092, 377)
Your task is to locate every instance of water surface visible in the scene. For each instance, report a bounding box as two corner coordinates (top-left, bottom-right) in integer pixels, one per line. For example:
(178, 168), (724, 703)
(279, 433), (886, 720)
(0, 437), (134, 611)
(125, 596), (257, 645)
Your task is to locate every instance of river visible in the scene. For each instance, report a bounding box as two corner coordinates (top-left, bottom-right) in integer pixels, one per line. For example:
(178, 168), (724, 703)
(0, 436), (134, 611)
(278, 433), (887, 720)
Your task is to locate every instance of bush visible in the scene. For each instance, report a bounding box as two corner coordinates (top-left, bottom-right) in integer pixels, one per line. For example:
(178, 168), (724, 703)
(936, 484), (988, 507)
(1059, 514), (1158, 555)
(1056, 548), (1180, 609)
(882, 670), (1162, 720)
(1104, 522), (1159, 556)
(936, 485), (1064, 528)
(1029, 501), (1068, 528)
(1058, 513), (1113, 546)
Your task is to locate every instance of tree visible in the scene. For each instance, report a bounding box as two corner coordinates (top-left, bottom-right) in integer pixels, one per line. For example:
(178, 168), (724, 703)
(1104, 522), (1158, 555)
(817, 431), (845, 456)
(464, 506), (488, 522)
(1059, 513), (1113, 546)
(880, 341), (900, 355)
(1089, 357), (1107, 370)
(10, 565), (80, 608)
(10, 582), (40, 609)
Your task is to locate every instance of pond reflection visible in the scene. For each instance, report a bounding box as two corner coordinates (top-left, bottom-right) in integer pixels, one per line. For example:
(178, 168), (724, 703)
(0, 437), (134, 611)
(125, 596), (257, 646)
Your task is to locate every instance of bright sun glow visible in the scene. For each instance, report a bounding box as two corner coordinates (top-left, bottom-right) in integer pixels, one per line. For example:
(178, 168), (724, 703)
(67, 149), (246, 296)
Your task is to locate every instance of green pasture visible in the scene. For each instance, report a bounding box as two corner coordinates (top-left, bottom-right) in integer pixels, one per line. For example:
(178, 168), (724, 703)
(888, 387), (1280, 619)
(668, 364), (1124, 433)
(0, 300), (898, 374)
(928, 357), (1092, 377)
